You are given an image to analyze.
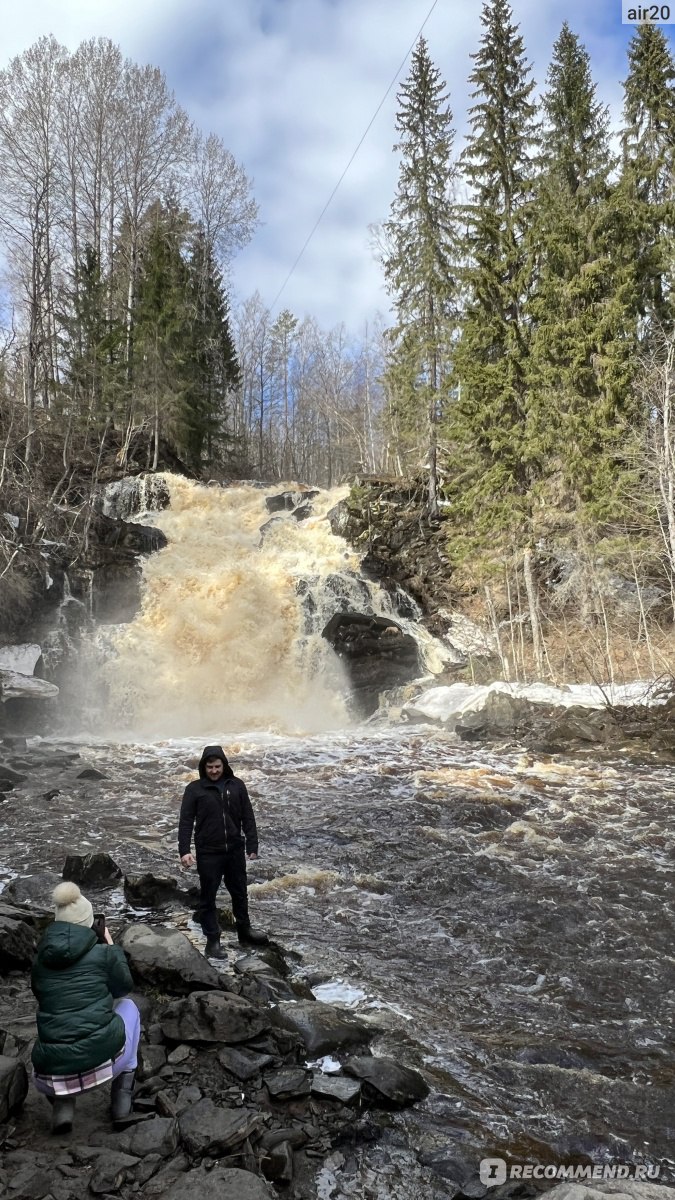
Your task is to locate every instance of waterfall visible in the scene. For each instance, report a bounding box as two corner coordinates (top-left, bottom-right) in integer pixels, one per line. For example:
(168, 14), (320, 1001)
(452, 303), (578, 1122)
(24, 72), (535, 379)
(99, 474), (409, 738)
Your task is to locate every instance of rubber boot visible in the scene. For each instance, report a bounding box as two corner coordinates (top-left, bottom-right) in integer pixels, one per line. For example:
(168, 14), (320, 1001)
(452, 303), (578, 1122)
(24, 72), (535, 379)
(205, 937), (227, 959)
(110, 1070), (136, 1125)
(236, 922), (269, 946)
(51, 1095), (75, 1134)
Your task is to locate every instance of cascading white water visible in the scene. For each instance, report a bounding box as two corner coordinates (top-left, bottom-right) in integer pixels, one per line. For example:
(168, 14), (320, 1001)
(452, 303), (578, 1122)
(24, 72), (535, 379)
(99, 474), (414, 738)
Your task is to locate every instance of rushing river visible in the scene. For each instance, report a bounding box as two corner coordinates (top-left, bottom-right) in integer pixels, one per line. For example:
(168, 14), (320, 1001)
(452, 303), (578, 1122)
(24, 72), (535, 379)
(8, 476), (673, 1194)
(5, 727), (673, 1194)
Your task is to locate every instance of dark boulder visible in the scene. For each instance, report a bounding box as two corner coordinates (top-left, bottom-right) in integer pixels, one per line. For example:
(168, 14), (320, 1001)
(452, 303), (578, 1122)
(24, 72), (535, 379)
(119, 927), (223, 994)
(62, 852), (122, 886)
(123, 873), (191, 908)
(322, 611), (421, 715)
(343, 1054), (429, 1107)
(265, 490), (319, 514)
(271, 999), (372, 1056)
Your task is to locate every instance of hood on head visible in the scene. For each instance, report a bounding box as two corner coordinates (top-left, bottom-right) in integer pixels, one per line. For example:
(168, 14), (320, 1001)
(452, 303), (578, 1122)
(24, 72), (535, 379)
(38, 921), (97, 969)
(199, 744), (234, 779)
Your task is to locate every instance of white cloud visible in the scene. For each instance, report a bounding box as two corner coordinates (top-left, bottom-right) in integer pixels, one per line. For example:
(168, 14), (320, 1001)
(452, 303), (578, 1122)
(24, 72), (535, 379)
(0, 0), (665, 331)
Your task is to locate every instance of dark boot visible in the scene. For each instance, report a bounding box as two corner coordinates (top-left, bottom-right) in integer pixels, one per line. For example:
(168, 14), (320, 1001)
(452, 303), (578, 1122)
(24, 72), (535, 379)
(51, 1095), (75, 1134)
(205, 937), (227, 959)
(236, 922), (269, 946)
(110, 1070), (136, 1124)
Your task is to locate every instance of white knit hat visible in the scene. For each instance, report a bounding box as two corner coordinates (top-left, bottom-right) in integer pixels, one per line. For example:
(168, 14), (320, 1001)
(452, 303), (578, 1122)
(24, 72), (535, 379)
(53, 882), (94, 927)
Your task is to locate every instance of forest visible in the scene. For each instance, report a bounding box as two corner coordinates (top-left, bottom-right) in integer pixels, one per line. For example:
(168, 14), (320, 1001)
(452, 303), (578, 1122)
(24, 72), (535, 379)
(2, 2), (675, 681)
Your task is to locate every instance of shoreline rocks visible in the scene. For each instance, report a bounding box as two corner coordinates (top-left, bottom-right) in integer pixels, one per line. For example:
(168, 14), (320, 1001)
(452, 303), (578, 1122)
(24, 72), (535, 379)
(0, 902), (430, 1199)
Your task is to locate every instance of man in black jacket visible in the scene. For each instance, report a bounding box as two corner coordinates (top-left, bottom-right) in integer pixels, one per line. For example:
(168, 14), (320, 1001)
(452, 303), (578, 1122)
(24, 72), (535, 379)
(178, 745), (268, 958)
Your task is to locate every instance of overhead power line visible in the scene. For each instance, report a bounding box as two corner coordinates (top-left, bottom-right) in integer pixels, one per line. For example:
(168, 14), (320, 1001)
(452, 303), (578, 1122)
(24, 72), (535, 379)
(268, 0), (442, 315)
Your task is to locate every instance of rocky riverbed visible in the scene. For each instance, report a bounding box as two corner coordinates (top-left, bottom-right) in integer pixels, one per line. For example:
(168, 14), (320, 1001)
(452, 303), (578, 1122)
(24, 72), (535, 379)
(0, 729), (673, 1200)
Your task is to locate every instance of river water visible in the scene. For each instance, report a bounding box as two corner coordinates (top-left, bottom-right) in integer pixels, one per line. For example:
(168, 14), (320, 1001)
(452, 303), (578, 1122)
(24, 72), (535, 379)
(10, 477), (674, 1194)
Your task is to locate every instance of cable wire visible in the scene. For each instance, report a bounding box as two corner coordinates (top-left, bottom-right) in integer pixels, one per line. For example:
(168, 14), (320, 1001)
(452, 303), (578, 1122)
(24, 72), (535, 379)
(268, 0), (442, 314)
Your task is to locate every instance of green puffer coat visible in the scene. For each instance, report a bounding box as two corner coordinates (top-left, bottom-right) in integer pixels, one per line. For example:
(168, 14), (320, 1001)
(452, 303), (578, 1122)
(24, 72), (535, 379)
(31, 921), (133, 1075)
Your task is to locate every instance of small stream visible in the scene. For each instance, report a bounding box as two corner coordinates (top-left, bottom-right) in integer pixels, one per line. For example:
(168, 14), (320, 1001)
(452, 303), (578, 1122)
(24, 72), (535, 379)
(4, 725), (673, 1192)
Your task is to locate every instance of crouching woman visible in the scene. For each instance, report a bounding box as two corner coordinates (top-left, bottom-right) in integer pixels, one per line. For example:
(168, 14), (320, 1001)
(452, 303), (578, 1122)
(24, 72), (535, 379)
(31, 882), (141, 1134)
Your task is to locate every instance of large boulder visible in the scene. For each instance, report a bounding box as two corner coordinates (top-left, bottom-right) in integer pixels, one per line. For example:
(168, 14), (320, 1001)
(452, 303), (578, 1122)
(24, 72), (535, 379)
(123, 873), (193, 908)
(265, 489), (318, 514)
(343, 1055), (429, 1107)
(321, 611), (420, 715)
(0, 912), (38, 971)
(159, 991), (270, 1044)
(62, 852), (122, 886)
(270, 1000), (372, 1056)
(177, 1098), (260, 1156)
(119, 926), (223, 994)
(0, 671), (59, 702)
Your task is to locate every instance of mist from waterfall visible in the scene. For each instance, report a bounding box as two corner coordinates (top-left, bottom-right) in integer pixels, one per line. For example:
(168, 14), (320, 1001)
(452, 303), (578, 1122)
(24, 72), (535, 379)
(98, 475), (395, 738)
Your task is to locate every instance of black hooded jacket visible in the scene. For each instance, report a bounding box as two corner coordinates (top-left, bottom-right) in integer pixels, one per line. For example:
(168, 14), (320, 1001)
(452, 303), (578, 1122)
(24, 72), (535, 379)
(178, 745), (258, 857)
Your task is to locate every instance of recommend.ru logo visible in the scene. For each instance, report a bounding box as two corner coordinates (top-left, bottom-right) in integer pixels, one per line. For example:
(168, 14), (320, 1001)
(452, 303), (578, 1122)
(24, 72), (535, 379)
(479, 1159), (660, 1187)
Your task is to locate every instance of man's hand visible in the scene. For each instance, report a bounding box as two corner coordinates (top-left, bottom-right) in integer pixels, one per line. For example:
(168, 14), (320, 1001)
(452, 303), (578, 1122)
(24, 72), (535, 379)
(103, 927), (113, 945)
(180, 853), (195, 868)
(247, 852), (258, 860)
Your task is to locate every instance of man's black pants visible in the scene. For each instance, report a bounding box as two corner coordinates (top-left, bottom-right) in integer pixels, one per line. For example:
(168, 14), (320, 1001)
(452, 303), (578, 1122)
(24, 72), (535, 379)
(196, 847), (249, 940)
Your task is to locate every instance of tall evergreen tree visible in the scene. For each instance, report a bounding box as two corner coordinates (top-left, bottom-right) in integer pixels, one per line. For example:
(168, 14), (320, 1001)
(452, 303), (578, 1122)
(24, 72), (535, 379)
(451, 0), (538, 524)
(183, 230), (240, 468)
(64, 245), (126, 430)
(526, 24), (637, 515)
(381, 36), (458, 519)
(133, 200), (193, 468)
(621, 23), (675, 338)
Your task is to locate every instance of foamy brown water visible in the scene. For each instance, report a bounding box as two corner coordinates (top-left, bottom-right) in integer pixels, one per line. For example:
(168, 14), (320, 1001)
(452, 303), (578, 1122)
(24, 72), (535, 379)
(100, 478), (369, 736)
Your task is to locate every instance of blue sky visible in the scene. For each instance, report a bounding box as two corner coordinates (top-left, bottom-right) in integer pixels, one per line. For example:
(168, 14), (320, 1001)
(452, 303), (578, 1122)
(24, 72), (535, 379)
(1, 0), (672, 331)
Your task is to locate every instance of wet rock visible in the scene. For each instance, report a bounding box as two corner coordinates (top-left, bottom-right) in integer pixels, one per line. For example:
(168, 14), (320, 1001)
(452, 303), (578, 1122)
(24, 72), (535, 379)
(0, 1054), (28, 1121)
(0, 671), (59, 702)
(310, 1073), (361, 1104)
(133, 1154), (190, 1197)
(5, 873), (60, 907)
(0, 764), (27, 787)
(217, 1046), (276, 1080)
(0, 914), (38, 970)
(101, 475), (171, 521)
(265, 490), (319, 514)
(123, 873), (190, 908)
(271, 1000), (372, 1056)
(259, 1126), (308, 1150)
(138, 1043), (168, 1080)
(260, 1138), (294, 1183)
(160, 1165), (275, 1200)
(159, 991), (270, 1044)
(62, 852), (122, 886)
(120, 927), (226, 995)
(264, 1067), (311, 1100)
(89, 1150), (140, 1194)
(116, 1115), (179, 1158)
(234, 954), (297, 1001)
(321, 611), (420, 716)
(328, 479), (455, 626)
(177, 1097), (260, 1156)
(343, 1055), (429, 1107)
(76, 766), (107, 780)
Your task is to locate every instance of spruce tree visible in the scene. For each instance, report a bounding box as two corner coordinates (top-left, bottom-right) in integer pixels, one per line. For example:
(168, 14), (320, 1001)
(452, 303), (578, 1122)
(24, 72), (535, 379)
(621, 23), (675, 338)
(133, 200), (193, 467)
(526, 24), (636, 516)
(381, 36), (458, 519)
(64, 245), (125, 432)
(451, 0), (538, 526)
(184, 230), (240, 468)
